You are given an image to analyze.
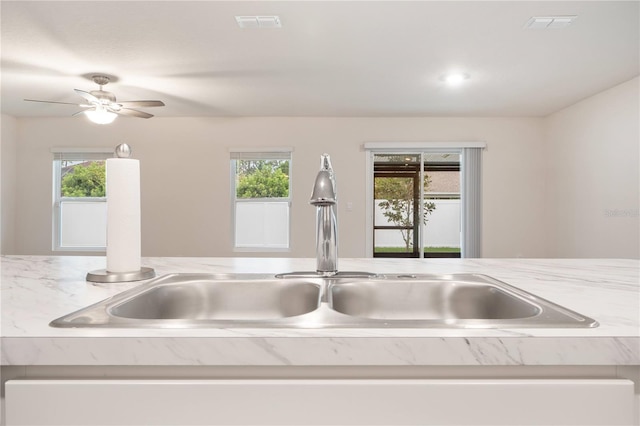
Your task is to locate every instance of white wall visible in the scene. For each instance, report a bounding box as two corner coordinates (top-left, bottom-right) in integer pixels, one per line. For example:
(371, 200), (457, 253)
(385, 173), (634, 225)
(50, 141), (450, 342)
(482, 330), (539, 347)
(8, 116), (547, 258)
(1, 114), (18, 254)
(545, 77), (639, 258)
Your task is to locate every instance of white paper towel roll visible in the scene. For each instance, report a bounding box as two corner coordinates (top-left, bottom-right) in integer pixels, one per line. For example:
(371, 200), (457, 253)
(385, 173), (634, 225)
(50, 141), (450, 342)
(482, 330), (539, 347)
(106, 158), (141, 273)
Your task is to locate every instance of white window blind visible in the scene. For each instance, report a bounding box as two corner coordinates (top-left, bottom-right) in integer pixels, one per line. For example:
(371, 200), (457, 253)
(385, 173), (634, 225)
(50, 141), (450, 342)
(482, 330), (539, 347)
(52, 148), (114, 161)
(461, 147), (483, 258)
(229, 150), (292, 161)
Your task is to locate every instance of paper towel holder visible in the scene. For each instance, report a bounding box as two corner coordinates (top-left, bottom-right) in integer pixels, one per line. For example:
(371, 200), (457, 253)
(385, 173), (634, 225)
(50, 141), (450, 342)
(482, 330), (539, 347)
(86, 143), (156, 283)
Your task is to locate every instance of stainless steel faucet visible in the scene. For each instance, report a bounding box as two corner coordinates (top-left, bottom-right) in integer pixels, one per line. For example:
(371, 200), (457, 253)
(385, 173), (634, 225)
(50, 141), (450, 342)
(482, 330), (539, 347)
(310, 153), (338, 276)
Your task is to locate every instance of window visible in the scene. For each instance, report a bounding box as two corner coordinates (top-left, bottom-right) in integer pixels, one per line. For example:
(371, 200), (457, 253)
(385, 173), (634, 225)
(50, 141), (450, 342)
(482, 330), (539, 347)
(230, 150), (292, 250)
(52, 149), (113, 251)
(365, 142), (484, 258)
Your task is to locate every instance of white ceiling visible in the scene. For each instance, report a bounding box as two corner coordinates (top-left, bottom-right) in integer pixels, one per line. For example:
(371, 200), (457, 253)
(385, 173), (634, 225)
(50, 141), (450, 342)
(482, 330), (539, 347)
(2, 1), (638, 118)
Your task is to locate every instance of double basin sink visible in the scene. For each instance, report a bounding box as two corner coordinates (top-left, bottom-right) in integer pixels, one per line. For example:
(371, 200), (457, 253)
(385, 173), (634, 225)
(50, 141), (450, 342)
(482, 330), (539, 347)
(50, 273), (598, 328)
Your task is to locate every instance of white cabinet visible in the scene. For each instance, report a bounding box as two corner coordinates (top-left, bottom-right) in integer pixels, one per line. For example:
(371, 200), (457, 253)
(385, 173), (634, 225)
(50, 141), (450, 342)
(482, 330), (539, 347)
(6, 378), (635, 425)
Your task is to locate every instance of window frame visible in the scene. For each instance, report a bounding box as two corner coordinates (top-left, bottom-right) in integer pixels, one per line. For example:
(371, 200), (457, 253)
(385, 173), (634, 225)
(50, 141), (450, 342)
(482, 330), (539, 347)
(52, 148), (113, 252)
(229, 149), (293, 252)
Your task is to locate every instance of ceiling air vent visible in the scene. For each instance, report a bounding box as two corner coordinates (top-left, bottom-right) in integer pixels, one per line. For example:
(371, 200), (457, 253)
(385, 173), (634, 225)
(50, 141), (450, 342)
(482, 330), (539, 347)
(525, 16), (577, 29)
(235, 16), (282, 29)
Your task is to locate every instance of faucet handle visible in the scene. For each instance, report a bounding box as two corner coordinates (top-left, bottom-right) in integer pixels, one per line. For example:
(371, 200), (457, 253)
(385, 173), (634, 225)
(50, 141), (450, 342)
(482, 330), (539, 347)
(320, 153), (333, 171)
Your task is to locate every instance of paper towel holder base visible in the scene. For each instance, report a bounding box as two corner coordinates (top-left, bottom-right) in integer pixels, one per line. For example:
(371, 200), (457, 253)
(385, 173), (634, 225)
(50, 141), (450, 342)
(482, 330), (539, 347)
(86, 267), (156, 283)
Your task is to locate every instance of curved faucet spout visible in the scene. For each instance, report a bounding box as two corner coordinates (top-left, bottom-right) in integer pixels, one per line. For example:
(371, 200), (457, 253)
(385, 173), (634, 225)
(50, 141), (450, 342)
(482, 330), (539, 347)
(310, 170), (336, 206)
(310, 153), (338, 275)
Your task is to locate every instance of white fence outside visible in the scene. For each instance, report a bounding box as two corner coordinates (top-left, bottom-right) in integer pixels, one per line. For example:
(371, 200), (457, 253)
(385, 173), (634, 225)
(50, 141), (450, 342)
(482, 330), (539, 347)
(374, 199), (460, 248)
(60, 201), (107, 248)
(235, 201), (290, 248)
(58, 199), (455, 251)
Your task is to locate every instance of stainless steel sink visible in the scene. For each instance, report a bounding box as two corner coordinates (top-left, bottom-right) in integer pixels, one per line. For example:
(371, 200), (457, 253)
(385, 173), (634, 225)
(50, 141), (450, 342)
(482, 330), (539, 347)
(329, 278), (541, 320)
(51, 274), (322, 327)
(326, 274), (598, 328)
(50, 273), (598, 328)
(111, 277), (321, 320)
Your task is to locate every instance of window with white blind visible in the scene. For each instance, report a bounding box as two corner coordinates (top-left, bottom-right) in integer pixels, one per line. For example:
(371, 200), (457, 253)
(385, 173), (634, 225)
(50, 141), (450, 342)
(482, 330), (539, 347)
(230, 150), (292, 250)
(365, 142), (484, 258)
(52, 148), (113, 251)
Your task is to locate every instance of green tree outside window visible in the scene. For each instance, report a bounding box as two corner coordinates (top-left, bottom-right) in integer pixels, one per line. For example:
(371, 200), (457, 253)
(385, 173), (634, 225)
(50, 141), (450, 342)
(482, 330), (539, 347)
(61, 161), (106, 197)
(375, 175), (436, 252)
(236, 160), (289, 199)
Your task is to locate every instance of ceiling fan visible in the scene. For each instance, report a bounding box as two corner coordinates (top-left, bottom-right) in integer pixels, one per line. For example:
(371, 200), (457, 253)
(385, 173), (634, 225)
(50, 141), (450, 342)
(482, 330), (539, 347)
(24, 75), (165, 124)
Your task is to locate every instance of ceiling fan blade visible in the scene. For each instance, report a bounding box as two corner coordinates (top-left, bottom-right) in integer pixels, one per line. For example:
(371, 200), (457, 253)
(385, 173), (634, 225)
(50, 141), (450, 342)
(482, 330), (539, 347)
(116, 100), (165, 108)
(74, 89), (100, 104)
(72, 110), (90, 117)
(24, 99), (81, 106)
(115, 108), (153, 119)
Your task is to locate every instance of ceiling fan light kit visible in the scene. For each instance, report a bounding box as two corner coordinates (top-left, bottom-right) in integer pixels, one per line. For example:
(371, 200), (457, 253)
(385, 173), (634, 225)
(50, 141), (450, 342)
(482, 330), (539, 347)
(24, 74), (165, 124)
(85, 107), (117, 125)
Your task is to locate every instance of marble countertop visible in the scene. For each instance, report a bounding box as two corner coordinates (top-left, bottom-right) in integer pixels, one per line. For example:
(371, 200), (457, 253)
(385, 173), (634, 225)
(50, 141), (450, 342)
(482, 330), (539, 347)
(1, 256), (638, 366)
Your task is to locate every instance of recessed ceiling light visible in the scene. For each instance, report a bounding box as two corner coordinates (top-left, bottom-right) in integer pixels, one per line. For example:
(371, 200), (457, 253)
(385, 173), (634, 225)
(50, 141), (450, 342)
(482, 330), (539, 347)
(235, 15), (282, 29)
(440, 72), (470, 86)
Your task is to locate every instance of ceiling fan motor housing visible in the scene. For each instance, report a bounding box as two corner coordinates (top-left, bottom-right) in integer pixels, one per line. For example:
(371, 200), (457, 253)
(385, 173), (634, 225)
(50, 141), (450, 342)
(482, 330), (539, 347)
(90, 90), (117, 103)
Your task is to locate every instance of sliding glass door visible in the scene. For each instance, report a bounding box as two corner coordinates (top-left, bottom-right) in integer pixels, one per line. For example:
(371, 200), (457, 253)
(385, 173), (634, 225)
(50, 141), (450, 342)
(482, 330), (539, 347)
(372, 152), (462, 258)
(373, 154), (422, 257)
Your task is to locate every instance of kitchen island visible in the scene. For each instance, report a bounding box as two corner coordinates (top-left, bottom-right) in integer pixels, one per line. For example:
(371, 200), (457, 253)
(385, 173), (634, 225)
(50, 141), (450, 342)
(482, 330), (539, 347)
(1, 256), (639, 425)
